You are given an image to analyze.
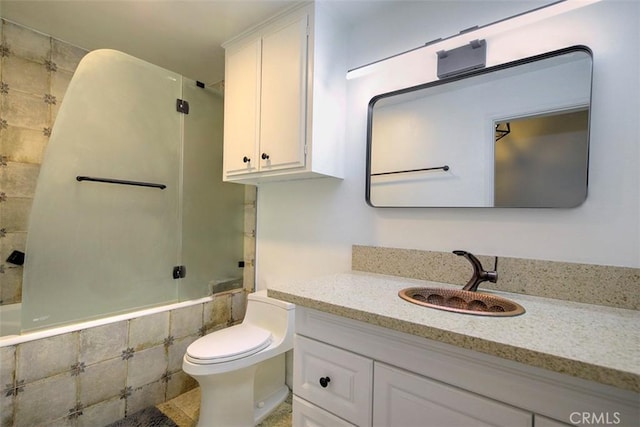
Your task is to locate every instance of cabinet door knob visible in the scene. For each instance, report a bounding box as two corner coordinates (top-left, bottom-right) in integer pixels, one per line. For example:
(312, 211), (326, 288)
(243, 156), (251, 163)
(261, 153), (270, 160)
(319, 377), (331, 388)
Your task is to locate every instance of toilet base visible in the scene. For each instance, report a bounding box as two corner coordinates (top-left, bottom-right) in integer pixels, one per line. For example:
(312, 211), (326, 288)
(196, 378), (289, 427)
(196, 364), (255, 427)
(254, 384), (289, 425)
(193, 355), (289, 427)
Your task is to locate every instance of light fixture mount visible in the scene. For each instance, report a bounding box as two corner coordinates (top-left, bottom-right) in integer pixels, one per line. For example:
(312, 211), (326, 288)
(436, 39), (487, 79)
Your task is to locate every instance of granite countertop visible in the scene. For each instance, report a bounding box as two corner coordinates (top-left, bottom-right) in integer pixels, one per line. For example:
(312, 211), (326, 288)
(267, 271), (640, 393)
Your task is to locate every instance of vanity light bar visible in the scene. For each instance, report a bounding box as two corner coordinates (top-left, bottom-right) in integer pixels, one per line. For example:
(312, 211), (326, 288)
(346, 0), (601, 80)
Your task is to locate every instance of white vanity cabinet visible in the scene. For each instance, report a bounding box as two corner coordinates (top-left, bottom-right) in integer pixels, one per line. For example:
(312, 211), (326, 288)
(294, 335), (372, 426)
(292, 307), (638, 427)
(373, 362), (531, 427)
(293, 334), (530, 427)
(292, 395), (357, 427)
(222, 3), (345, 183)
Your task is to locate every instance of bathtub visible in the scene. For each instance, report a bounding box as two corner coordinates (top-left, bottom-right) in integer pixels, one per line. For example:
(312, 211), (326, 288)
(0, 303), (21, 338)
(0, 295), (219, 347)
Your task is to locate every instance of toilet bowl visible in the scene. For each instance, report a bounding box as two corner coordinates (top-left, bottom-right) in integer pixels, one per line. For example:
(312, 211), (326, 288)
(183, 290), (295, 427)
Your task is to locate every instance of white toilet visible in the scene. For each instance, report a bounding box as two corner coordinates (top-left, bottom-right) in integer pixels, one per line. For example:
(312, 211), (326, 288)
(182, 290), (295, 427)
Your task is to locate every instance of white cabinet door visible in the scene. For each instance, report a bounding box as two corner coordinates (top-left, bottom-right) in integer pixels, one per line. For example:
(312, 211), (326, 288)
(294, 335), (373, 426)
(223, 37), (261, 176)
(373, 362), (533, 427)
(259, 13), (308, 172)
(292, 396), (356, 427)
(222, 4), (345, 183)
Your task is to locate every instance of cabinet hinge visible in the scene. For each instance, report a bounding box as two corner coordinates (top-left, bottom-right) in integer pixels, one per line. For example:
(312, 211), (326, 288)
(173, 265), (186, 279)
(176, 99), (190, 114)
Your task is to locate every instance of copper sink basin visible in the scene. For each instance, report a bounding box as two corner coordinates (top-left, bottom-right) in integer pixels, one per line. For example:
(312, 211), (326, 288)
(399, 287), (525, 317)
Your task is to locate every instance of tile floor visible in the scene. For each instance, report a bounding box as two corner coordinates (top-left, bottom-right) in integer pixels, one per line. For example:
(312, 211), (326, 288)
(155, 387), (292, 427)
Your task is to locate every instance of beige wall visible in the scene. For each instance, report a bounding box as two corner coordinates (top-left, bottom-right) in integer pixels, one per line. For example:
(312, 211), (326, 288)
(255, 1), (640, 293)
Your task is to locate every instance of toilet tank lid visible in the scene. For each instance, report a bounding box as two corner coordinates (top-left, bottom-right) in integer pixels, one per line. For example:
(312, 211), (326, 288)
(186, 323), (272, 361)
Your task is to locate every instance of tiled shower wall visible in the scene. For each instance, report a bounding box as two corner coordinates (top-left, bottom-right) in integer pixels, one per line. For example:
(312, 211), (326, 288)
(0, 19), (258, 303)
(0, 288), (247, 426)
(244, 185), (257, 292)
(0, 18), (259, 426)
(0, 19), (88, 305)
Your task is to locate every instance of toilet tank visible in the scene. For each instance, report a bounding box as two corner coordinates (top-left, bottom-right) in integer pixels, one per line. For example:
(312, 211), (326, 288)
(244, 291), (295, 342)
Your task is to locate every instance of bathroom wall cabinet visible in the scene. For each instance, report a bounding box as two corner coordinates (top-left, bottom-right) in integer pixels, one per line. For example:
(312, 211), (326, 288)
(222, 3), (345, 184)
(292, 307), (636, 427)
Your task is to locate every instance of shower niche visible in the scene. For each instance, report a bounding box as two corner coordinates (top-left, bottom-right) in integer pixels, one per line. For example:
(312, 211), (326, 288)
(22, 50), (246, 332)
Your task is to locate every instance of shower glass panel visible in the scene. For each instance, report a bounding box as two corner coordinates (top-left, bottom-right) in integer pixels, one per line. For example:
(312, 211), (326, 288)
(179, 81), (244, 300)
(22, 50), (245, 332)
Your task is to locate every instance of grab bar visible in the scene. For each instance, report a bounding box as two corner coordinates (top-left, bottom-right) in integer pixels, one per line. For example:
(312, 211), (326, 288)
(76, 176), (166, 189)
(371, 165), (450, 177)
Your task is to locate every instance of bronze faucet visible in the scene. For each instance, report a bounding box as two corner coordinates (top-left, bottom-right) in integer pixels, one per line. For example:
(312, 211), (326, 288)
(453, 250), (498, 292)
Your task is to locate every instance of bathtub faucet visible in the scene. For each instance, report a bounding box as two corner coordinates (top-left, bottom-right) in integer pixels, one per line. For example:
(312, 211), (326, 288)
(453, 250), (498, 292)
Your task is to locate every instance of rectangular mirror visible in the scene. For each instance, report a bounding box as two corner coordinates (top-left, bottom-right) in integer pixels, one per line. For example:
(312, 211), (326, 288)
(366, 46), (593, 208)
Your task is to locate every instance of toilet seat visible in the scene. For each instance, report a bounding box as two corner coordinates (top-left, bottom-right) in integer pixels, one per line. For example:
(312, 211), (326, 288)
(186, 323), (273, 364)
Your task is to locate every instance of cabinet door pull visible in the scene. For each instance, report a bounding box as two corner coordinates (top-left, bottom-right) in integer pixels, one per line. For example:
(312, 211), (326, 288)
(319, 376), (331, 388)
(243, 156), (251, 163)
(261, 153), (270, 160)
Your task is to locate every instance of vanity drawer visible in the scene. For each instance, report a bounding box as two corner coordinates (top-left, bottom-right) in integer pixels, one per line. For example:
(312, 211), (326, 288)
(293, 335), (373, 426)
(292, 396), (356, 427)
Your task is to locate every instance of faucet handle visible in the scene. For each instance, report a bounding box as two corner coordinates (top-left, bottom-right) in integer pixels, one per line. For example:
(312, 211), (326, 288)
(453, 250), (498, 292)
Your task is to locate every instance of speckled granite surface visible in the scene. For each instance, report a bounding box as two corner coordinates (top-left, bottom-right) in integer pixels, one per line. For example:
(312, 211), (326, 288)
(267, 271), (640, 393)
(352, 245), (640, 310)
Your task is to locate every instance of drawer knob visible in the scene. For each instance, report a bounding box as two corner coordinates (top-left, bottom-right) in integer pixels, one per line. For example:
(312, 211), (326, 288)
(261, 153), (270, 160)
(319, 376), (331, 388)
(243, 156), (251, 163)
